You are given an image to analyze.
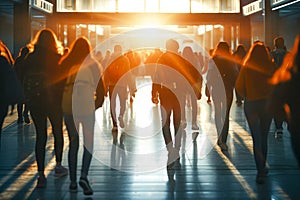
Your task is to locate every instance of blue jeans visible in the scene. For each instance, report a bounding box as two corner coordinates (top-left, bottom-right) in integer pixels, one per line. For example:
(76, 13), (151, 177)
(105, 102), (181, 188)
(244, 99), (272, 174)
(64, 114), (95, 182)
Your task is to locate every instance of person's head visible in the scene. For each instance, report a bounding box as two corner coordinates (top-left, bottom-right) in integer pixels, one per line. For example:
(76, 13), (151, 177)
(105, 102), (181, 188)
(243, 42), (272, 71)
(274, 36), (285, 49)
(60, 36), (92, 66)
(214, 41), (230, 57)
(30, 28), (61, 54)
(271, 35), (300, 84)
(114, 45), (122, 54)
(166, 39), (179, 53)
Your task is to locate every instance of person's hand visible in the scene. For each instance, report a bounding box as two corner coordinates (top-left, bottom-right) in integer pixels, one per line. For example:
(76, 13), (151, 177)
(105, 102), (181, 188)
(151, 96), (159, 104)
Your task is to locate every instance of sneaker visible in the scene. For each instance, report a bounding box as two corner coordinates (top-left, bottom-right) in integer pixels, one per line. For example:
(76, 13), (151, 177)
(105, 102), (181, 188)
(219, 143), (228, 151)
(24, 115), (30, 124)
(53, 165), (68, 177)
(69, 182), (78, 193)
(79, 177), (93, 195)
(118, 116), (125, 128)
(36, 176), (47, 188)
(275, 130), (283, 139)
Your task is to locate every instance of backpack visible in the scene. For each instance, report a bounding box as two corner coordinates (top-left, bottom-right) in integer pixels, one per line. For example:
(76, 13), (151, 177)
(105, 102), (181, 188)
(5, 67), (23, 105)
(1, 56), (23, 105)
(23, 72), (46, 103)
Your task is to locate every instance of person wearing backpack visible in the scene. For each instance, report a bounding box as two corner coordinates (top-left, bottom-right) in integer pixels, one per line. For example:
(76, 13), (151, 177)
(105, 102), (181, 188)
(270, 36), (288, 138)
(22, 28), (68, 188)
(60, 37), (105, 195)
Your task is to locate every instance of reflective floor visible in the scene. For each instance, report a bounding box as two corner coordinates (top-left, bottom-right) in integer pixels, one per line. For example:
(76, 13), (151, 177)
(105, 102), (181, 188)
(1, 77), (299, 200)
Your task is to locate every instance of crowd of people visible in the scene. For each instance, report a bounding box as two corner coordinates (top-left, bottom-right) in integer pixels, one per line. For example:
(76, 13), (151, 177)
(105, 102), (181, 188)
(1, 27), (300, 195)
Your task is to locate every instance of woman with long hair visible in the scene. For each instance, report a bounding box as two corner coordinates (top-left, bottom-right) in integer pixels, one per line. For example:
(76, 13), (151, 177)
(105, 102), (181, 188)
(269, 35), (300, 166)
(60, 36), (104, 195)
(236, 42), (276, 184)
(207, 41), (238, 151)
(23, 28), (67, 188)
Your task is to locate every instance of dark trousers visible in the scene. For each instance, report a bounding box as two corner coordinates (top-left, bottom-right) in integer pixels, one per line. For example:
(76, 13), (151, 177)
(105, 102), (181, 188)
(30, 104), (64, 172)
(244, 99), (272, 174)
(213, 92), (233, 144)
(108, 85), (127, 126)
(64, 113), (94, 182)
(159, 87), (182, 150)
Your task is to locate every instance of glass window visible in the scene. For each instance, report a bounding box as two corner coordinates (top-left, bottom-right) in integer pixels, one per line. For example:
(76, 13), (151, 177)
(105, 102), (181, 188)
(56, 0), (239, 13)
(118, 0), (144, 12)
(160, 0), (190, 13)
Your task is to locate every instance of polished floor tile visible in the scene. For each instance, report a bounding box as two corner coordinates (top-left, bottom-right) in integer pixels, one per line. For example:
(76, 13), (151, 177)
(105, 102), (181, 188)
(0, 77), (299, 199)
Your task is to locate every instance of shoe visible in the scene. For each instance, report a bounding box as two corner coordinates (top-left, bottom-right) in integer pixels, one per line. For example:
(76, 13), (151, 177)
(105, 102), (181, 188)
(36, 176), (47, 188)
(256, 174), (265, 184)
(118, 116), (125, 128)
(79, 177), (93, 195)
(191, 123), (199, 130)
(69, 182), (78, 193)
(24, 115), (30, 124)
(219, 143), (228, 151)
(53, 165), (68, 177)
(112, 126), (118, 132)
(17, 118), (24, 124)
(275, 130), (283, 139)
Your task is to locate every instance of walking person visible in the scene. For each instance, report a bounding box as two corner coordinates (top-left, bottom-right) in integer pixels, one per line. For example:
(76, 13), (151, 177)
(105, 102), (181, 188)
(235, 42), (276, 184)
(269, 35), (300, 166)
(0, 40), (15, 134)
(233, 44), (247, 106)
(152, 39), (202, 169)
(104, 45), (132, 132)
(181, 46), (202, 130)
(60, 36), (105, 195)
(270, 36), (288, 138)
(22, 28), (68, 188)
(14, 46), (30, 124)
(207, 42), (238, 151)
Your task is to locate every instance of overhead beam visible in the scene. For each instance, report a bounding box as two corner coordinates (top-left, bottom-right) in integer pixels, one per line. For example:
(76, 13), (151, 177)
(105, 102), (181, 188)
(49, 12), (244, 25)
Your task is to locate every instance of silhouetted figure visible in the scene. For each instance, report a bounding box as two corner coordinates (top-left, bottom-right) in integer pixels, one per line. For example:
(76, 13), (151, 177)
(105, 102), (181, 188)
(233, 44), (247, 106)
(181, 46), (202, 130)
(207, 42), (238, 151)
(269, 35), (300, 166)
(22, 28), (67, 188)
(236, 42), (276, 184)
(60, 36), (104, 195)
(0, 40), (15, 134)
(104, 45), (132, 132)
(125, 50), (141, 103)
(270, 36), (288, 138)
(152, 39), (202, 169)
(14, 46), (30, 124)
